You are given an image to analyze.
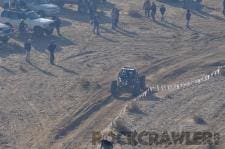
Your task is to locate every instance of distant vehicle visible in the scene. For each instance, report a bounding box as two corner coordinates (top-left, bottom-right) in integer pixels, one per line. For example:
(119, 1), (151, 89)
(0, 0), (60, 17)
(50, 0), (79, 7)
(111, 67), (146, 97)
(22, 0), (60, 17)
(50, 0), (103, 8)
(0, 9), (55, 37)
(0, 22), (14, 44)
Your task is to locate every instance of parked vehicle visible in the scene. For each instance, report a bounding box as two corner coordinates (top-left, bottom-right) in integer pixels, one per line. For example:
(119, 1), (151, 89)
(50, 0), (79, 7)
(0, 9), (55, 37)
(0, 22), (14, 44)
(22, 0), (60, 17)
(0, 0), (60, 17)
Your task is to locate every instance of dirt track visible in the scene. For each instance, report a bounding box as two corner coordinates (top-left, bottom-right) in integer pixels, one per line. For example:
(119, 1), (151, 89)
(1, 0), (225, 148)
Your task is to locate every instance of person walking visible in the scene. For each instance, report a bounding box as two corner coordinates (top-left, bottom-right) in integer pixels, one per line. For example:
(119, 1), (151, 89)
(143, 0), (151, 17)
(151, 2), (157, 21)
(160, 5), (166, 21)
(47, 41), (57, 65)
(91, 15), (100, 35)
(186, 9), (191, 29)
(53, 16), (62, 36)
(24, 39), (32, 63)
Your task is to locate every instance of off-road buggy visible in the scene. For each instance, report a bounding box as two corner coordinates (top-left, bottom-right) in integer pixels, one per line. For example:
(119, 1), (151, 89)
(111, 67), (146, 97)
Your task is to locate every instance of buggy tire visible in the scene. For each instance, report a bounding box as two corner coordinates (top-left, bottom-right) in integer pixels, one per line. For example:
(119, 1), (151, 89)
(111, 81), (118, 97)
(140, 75), (146, 90)
(132, 84), (141, 97)
(5, 23), (13, 28)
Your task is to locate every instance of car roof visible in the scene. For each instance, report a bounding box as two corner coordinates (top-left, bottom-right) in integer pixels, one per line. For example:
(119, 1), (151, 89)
(2, 9), (28, 14)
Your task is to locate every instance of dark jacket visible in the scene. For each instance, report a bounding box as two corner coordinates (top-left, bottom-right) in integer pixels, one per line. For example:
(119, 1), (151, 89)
(48, 43), (56, 54)
(24, 42), (31, 52)
(151, 3), (156, 13)
(92, 16), (100, 26)
(186, 11), (191, 20)
(160, 6), (166, 15)
(143, 1), (151, 10)
(54, 17), (61, 28)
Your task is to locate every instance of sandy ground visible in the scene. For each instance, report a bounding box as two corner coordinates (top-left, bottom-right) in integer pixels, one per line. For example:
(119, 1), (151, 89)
(0, 0), (225, 148)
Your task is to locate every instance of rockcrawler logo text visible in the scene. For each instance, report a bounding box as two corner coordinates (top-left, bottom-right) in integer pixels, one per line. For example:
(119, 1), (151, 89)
(92, 131), (220, 146)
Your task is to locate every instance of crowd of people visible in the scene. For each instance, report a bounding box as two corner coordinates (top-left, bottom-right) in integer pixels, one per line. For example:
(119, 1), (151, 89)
(143, 0), (192, 29)
(24, 38), (57, 65)
(22, 0), (223, 65)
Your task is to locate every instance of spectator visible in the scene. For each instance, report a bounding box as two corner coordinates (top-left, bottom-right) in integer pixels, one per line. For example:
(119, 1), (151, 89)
(53, 16), (62, 36)
(151, 2), (157, 21)
(24, 39), (32, 63)
(47, 41), (57, 65)
(186, 9), (191, 29)
(91, 15), (100, 35)
(160, 5), (166, 21)
(143, 0), (151, 18)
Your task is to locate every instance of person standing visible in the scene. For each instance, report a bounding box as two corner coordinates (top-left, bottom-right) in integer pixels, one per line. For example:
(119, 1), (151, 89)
(151, 2), (157, 21)
(47, 41), (57, 65)
(53, 16), (62, 36)
(24, 39), (32, 63)
(88, 0), (97, 18)
(143, 0), (151, 18)
(115, 8), (120, 28)
(111, 7), (116, 29)
(91, 15), (100, 35)
(186, 9), (191, 29)
(160, 5), (166, 21)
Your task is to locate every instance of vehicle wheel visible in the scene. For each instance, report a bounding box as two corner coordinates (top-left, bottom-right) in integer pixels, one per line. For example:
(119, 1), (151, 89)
(38, 11), (46, 17)
(140, 75), (146, 90)
(111, 81), (118, 97)
(45, 28), (54, 36)
(132, 84), (141, 97)
(5, 23), (13, 28)
(33, 27), (44, 37)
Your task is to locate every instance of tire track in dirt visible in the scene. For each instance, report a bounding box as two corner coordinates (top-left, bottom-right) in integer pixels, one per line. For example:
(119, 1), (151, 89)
(54, 95), (114, 140)
(50, 90), (128, 149)
(64, 98), (127, 148)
